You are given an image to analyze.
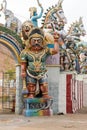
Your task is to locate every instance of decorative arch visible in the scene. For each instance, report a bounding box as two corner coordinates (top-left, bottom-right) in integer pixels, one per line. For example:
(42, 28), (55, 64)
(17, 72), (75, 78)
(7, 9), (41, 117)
(0, 26), (23, 114)
(0, 35), (21, 63)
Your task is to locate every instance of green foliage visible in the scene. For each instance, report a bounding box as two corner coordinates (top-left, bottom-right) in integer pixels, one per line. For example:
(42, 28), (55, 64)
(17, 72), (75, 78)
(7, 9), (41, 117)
(5, 69), (15, 80)
(0, 25), (23, 46)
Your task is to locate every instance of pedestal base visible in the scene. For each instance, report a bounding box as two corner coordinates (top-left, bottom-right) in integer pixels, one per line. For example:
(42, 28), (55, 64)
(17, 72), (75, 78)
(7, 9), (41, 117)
(23, 98), (53, 117)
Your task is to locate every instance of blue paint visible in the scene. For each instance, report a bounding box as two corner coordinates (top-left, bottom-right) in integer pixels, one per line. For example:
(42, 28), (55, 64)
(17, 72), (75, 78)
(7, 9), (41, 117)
(30, 7), (43, 27)
(47, 44), (54, 48)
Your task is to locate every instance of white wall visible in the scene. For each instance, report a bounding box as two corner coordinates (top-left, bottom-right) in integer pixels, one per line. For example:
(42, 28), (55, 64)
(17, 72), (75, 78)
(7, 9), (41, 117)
(58, 73), (66, 114)
(83, 75), (87, 106)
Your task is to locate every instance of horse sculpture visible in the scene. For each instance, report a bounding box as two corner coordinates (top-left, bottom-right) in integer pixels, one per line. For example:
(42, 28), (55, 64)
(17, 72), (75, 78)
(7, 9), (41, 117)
(66, 17), (86, 41)
(41, 0), (67, 65)
(60, 17), (86, 73)
(41, 0), (67, 32)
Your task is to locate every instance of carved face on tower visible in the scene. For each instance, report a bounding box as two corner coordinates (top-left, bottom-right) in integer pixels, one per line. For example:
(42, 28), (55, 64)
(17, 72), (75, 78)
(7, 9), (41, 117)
(21, 20), (34, 40)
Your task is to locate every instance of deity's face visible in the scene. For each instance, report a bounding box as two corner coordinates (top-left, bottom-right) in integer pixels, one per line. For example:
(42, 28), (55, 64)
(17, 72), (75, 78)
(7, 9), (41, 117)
(29, 7), (37, 17)
(22, 21), (33, 40)
(30, 37), (43, 50)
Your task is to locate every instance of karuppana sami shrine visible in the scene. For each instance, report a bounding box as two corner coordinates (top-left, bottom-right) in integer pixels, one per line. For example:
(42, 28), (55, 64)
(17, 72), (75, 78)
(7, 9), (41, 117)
(0, 0), (87, 117)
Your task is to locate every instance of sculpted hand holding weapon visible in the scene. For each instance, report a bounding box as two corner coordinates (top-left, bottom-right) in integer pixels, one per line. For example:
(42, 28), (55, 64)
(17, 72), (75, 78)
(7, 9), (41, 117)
(20, 27), (60, 98)
(29, 0), (43, 27)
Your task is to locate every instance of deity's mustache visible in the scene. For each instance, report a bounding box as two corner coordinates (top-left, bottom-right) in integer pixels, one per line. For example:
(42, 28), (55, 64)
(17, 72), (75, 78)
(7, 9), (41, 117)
(32, 43), (44, 48)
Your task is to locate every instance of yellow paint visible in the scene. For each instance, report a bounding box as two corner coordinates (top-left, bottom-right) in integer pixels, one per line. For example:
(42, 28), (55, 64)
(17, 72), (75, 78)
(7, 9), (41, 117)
(0, 38), (21, 63)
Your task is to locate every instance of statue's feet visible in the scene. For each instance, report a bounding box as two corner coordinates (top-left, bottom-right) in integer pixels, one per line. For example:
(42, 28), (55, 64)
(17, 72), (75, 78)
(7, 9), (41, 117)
(42, 95), (52, 99)
(27, 94), (35, 98)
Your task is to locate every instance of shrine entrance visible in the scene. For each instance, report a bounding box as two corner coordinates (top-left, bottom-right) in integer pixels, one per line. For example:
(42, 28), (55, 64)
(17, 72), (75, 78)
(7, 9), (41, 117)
(0, 25), (23, 114)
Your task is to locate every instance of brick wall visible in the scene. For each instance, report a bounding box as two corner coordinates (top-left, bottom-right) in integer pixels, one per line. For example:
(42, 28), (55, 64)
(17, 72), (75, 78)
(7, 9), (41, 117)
(0, 44), (15, 72)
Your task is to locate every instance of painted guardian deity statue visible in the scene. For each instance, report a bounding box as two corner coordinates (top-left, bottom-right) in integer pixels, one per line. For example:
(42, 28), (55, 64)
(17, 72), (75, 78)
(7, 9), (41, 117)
(20, 27), (59, 98)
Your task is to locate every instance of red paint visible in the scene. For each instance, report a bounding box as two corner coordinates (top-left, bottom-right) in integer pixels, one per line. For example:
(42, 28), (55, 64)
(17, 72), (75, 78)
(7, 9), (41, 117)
(66, 74), (73, 113)
(82, 81), (83, 107)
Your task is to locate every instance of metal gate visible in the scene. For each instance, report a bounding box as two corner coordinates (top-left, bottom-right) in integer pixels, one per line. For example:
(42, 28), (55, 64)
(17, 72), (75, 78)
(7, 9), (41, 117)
(2, 72), (16, 113)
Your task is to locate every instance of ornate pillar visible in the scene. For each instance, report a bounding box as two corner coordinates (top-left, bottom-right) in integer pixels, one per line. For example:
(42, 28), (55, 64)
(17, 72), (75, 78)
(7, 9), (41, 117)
(15, 64), (23, 114)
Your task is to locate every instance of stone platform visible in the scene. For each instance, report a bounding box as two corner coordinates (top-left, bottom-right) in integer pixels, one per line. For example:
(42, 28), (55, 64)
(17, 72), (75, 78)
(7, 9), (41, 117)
(23, 98), (53, 117)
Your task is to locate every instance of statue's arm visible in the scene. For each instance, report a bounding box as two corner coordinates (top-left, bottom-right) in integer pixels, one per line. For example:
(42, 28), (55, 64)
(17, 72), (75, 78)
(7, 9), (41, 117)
(20, 51), (27, 78)
(50, 32), (62, 55)
(31, 7), (43, 20)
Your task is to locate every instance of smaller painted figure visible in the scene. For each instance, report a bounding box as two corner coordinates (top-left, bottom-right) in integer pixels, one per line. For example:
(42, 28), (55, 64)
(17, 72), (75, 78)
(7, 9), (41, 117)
(29, 3), (43, 27)
(20, 27), (60, 98)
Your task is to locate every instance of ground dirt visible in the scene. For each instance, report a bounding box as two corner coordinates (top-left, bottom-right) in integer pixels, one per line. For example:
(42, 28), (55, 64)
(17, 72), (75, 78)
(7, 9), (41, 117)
(0, 113), (87, 130)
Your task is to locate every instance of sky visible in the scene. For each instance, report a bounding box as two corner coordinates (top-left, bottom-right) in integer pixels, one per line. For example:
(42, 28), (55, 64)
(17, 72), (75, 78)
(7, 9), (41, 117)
(0, 0), (87, 41)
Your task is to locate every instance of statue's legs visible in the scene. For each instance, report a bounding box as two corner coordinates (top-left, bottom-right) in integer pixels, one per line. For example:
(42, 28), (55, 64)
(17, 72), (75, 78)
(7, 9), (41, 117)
(40, 83), (51, 99)
(26, 74), (51, 98)
(27, 83), (36, 98)
(26, 76), (36, 98)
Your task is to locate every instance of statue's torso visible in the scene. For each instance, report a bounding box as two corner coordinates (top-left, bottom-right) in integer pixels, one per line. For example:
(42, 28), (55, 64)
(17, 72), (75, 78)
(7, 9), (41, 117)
(21, 48), (51, 76)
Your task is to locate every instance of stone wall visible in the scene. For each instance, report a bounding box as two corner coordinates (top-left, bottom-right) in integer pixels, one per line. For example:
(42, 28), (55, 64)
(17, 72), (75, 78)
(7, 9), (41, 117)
(47, 65), (60, 114)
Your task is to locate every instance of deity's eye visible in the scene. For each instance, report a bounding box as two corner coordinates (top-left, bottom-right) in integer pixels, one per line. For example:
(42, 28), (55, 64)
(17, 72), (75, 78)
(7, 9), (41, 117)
(80, 25), (83, 28)
(38, 39), (43, 43)
(30, 38), (43, 44)
(58, 10), (63, 14)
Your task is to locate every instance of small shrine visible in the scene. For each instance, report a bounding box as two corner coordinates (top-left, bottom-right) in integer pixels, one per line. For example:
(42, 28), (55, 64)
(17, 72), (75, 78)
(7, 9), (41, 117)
(0, 0), (87, 116)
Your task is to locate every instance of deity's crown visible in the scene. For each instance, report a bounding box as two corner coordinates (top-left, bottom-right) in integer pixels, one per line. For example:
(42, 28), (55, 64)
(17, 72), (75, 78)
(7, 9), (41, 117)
(29, 7), (37, 12)
(28, 27), (44, 41)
